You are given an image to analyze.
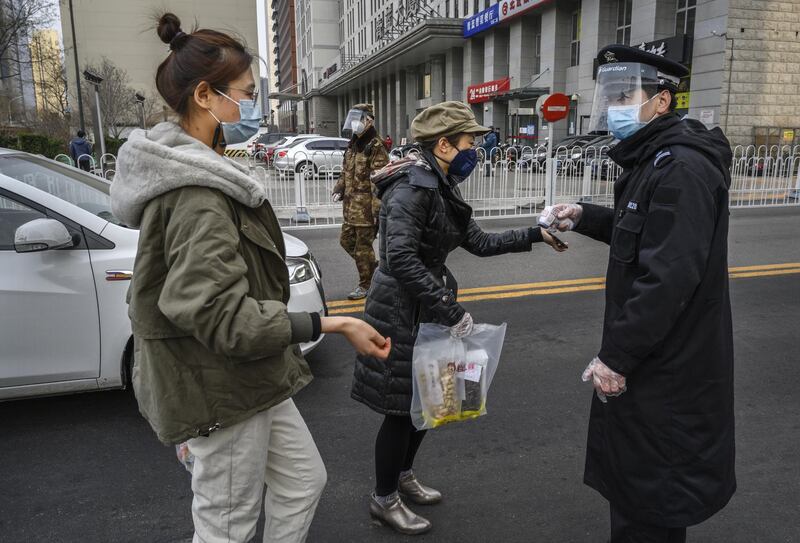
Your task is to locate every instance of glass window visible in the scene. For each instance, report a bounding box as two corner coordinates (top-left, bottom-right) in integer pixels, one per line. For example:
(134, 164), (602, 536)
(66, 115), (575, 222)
(675, 0), (696, 37)
(616, 0), (632, 45)
(0, 156), (125, 227)
(417, 63), (432, 99)
(570, 8), (581, 67)
(306, 140), (337, 151)
(568, 104), (577, 136)
(0, 195), (47, 251)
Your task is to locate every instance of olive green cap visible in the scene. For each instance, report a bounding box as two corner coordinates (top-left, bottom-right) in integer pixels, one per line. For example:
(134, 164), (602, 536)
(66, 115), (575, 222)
(410, 101), (490, 142)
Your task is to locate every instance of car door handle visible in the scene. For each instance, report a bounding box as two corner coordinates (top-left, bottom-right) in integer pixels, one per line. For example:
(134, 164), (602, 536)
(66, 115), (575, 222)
(106, 270), (133, 281)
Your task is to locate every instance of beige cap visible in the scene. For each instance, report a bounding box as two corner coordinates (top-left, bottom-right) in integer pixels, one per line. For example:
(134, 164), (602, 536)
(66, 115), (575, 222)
(410, 101), (490, 142)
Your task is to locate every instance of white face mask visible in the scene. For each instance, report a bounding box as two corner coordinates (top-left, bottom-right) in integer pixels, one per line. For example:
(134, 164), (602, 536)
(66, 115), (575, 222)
(351, 120), (366, 136)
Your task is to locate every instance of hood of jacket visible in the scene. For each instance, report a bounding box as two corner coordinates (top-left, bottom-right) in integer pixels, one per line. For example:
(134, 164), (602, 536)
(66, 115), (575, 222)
(609, 113), (733, 186)
(110, 122), (267, 228)
(371, 149), (460, 198)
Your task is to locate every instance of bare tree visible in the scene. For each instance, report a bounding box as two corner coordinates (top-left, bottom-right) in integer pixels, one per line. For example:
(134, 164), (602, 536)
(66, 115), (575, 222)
(141, 90), (166, 128)
(28, 30), (68, 116)
(0, 0), (55, 81)
(82, 57), (138, 138)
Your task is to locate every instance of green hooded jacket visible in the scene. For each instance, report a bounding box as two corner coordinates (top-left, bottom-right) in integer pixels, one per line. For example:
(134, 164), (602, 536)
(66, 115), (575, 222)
(111, 122), (319, 445)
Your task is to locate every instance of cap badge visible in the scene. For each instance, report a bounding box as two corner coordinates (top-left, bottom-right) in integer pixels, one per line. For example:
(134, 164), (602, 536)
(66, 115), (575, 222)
(604, 51), (617, 63)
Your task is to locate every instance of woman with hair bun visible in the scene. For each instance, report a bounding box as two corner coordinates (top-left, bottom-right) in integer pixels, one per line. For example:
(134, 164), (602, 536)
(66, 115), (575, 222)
(111, 13), (390, 543)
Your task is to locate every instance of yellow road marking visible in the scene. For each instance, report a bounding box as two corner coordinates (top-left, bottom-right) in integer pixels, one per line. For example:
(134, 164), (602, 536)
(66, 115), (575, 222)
(326, 276), (606, 309)
(729, 263), (800, 272)
(325, 263), (800, 315)
(729, 268), (800, 279)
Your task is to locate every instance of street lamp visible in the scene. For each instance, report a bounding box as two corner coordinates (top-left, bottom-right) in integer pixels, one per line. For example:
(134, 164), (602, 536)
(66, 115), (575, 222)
(68, 0), (86, 132)
(134, 92), (146, 130)
(83, 70), (106, 158)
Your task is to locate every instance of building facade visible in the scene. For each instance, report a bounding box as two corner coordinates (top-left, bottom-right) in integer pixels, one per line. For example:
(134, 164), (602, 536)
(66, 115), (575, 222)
(59, 0), (261, 129)
(311, 0), (800, 147)
(273, 0), (301, 131)
(29, 29), (66, 117)
(1, 0), (37, 125)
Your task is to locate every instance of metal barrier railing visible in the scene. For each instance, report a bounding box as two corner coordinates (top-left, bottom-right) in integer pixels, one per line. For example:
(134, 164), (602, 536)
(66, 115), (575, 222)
(60, 143), (799, 227)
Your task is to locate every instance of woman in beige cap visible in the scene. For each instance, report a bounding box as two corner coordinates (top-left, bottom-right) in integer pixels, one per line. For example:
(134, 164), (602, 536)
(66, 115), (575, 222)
(350, 101), (564, 535)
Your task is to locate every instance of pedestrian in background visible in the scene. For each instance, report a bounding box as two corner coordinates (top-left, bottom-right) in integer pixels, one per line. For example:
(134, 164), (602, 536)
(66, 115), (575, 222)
(69, 130), (93, 171)
(551, 44), (736, 542)
(352, 101), (566, 535)
(111, 14), (390, 543)
(332, 104), (390, 300)
(480, 125), (498, 176)
(384, 133), (393, 151)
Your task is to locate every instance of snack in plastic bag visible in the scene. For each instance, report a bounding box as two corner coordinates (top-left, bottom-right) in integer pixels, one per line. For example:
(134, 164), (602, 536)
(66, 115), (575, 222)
(411, 322), (506, 430)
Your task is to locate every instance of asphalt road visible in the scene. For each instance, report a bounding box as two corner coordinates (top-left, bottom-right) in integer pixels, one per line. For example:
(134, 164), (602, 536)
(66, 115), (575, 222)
(1, 207), (798, 543)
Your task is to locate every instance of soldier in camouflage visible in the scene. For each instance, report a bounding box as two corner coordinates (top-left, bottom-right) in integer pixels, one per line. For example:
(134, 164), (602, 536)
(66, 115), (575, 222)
(333, 103), (390, 300)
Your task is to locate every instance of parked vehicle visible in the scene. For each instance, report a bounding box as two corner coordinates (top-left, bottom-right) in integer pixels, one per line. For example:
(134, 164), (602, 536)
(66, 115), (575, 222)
(251, 131), (296, 158)
(0, 149), (328, 401)
(225, 126), (269, 153)
(273, 137), (349, 176)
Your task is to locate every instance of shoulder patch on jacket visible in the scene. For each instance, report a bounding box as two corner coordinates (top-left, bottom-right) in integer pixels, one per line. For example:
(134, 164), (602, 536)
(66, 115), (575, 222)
(653, 148), (673, 168)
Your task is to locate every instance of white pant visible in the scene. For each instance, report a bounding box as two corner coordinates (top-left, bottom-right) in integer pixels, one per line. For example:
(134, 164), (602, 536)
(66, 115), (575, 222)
(187, 399), (327, 543)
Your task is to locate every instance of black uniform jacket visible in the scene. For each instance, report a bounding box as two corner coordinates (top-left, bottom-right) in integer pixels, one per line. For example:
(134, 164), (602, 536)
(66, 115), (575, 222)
(577, 113), (736, 527)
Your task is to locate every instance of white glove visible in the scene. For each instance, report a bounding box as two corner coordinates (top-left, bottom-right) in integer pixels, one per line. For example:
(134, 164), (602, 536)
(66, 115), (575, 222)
(450, 312), (474, 338)
(539, 204), (583, 232)
(331, 192), (342, 202)
(581, 357), (627, 403)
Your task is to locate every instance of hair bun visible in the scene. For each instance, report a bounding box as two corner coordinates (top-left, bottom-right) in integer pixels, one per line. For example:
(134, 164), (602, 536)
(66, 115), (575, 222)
(156, 12), (182, 45)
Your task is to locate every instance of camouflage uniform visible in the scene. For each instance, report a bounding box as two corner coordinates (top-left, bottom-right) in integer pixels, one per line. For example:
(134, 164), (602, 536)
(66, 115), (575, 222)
(333, 125), (390, 290)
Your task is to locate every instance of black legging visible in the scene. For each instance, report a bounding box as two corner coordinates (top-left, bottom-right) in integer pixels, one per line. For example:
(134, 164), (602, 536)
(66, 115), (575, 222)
(374, 414), (427, 496)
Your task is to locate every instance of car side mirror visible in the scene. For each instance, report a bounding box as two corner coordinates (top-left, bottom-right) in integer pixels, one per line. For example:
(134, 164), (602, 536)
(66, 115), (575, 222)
(14, 218), (75, 253)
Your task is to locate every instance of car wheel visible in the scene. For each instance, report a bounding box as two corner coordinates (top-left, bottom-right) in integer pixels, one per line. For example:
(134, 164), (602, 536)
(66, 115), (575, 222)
(296, 161), (317, 177)
(121, 337), (134, 390)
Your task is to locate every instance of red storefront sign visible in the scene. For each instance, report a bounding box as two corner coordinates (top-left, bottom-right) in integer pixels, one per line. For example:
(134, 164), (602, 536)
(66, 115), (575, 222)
(467, 77), (511, 104)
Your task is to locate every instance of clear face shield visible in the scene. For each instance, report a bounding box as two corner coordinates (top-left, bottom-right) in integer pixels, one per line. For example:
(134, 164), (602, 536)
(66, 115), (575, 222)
(587, 63), (667, 134)
(341, 109), (372, 139)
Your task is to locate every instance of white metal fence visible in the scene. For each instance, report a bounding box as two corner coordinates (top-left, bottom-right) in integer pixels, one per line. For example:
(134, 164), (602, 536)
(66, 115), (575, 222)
(63, 143), (800, 227)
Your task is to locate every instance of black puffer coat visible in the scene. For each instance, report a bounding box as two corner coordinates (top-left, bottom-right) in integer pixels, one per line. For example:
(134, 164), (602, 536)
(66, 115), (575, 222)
(351, 150), (542, 415)
(576, 113), (736, 527)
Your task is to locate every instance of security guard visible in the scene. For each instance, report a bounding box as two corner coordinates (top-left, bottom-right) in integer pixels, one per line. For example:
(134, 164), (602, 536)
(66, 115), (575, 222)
(333, 104), (390, 300)
(549, 44), (736, 541)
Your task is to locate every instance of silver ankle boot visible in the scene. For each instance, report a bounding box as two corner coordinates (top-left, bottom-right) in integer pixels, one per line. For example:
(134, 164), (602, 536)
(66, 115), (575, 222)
(398, 472), (442, 505)
(369, 492), (432, 535)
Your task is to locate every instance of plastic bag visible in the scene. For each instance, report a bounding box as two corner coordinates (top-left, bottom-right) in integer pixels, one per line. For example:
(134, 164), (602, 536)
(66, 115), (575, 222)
(175, 442), (194, 474)
(411, 322), (506, 430)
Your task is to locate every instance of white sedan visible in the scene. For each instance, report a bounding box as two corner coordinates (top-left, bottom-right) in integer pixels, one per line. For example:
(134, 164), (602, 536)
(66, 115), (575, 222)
(273, 137), (348, 175)
(0, 149), (327, 401)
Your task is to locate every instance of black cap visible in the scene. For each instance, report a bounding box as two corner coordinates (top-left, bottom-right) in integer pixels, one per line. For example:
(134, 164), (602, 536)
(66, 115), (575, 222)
(597, 44), (689, 90)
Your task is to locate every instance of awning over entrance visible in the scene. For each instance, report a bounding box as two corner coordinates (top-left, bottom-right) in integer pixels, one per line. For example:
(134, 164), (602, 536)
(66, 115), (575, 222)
(268, 92), (303, 101)
(318, 18), (465, 96)
(492, 86), (550, 102)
